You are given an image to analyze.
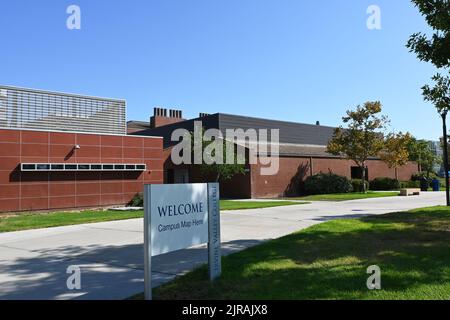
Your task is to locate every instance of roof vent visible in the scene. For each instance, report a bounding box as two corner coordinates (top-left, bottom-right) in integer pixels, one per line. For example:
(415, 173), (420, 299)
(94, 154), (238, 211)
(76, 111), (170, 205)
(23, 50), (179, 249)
(154, 107), (168, 117)
(169, 109), (182, 118)
(316, 121), (320, 126)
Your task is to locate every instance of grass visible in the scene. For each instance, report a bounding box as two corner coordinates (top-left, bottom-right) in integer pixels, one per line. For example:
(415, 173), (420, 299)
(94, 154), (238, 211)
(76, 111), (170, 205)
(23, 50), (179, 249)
(0, 200), (302, 233)
(0, 210), (143, 233)
(288, 191), (400, 202)
(146, 206), (450, 300)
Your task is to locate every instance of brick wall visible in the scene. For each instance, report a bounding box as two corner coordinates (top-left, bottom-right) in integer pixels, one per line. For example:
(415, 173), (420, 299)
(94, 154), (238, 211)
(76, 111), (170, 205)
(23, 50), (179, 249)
(0, 129), (163, 213)
(160, 146), (419, 199)
(151, 116), (185, 128)
(251, 156), (419, 198)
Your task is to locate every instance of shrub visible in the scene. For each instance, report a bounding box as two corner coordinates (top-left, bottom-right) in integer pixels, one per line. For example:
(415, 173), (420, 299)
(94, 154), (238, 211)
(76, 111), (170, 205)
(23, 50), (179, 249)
(351, 179), (369, 192)
(411, 172), (437, 181)
(400, 181), (420, 189)
(370, 177), (400, 191)
(129, 193), (143, 207)
(304, 173), (353, 195)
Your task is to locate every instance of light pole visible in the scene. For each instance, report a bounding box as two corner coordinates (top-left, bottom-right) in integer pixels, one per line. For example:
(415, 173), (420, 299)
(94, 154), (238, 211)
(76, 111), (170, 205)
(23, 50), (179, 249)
(441, 110), (450, 206)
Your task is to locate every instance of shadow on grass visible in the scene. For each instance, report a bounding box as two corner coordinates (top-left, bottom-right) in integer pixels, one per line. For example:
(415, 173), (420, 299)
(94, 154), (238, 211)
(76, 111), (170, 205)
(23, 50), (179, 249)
(2, 207), (450, 300)
(153, 208), (450, 300)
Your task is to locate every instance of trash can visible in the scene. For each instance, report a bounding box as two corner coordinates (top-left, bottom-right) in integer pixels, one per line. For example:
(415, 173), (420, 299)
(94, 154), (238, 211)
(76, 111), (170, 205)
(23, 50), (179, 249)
(432, 178), (441, 192)
(420, 177), (429, 192)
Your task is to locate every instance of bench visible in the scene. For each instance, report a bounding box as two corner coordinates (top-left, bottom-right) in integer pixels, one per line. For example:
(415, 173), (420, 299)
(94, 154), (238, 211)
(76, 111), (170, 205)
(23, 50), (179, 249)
(400, 188), (421, 197)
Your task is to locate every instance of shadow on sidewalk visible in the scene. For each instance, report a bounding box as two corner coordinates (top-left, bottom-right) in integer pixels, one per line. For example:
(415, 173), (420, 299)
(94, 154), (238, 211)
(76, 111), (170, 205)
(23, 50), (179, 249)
(0, 238), (265, 300)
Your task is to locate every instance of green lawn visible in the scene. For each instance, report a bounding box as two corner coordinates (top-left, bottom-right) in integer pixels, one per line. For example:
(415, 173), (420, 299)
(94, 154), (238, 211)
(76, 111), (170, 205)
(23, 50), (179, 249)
(0, 210), (143, 233)
(148, 206), (450, 300)
(289, 191), (400, 202)
(0, 200), (302, 233)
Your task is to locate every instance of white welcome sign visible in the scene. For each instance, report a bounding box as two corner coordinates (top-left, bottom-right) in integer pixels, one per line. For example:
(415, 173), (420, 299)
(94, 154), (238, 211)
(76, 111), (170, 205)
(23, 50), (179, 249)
(143, 183), (221, 300)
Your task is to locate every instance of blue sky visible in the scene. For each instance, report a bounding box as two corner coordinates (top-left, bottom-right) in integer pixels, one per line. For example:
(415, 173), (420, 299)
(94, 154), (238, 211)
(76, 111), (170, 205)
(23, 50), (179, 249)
(0, 0), (441, 140)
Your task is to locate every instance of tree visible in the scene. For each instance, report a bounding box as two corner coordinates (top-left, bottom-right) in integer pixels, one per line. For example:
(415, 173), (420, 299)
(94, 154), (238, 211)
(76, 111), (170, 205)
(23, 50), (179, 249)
(380, 132), (413, 180)
(327, 101), (389, 193)
(406, 0), (449, 69)
(193, 128), (246, 182)
(408, 138), (442, 177)
(200, 138), (246, 182)
(407, 0), (450, 204)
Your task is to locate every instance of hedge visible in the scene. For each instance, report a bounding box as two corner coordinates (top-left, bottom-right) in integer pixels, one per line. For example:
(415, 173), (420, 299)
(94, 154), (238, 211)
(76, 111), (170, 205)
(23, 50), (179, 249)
(304, 173), (353, 195)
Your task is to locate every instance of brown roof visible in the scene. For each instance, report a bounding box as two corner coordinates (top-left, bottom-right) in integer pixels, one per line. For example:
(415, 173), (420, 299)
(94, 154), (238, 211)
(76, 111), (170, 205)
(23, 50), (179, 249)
(234, 142), (380, 160)
(236, 142), (336, 158)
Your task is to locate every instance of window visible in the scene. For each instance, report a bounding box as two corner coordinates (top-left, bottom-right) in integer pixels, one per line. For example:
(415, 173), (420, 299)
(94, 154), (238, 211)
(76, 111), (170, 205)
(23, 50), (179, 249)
(20, 163), (147, 172)
(166, 169), (174, 184)
(22, 164), (36, 170)
(351, 166), (369, 180)
(37, 164), (50, 170)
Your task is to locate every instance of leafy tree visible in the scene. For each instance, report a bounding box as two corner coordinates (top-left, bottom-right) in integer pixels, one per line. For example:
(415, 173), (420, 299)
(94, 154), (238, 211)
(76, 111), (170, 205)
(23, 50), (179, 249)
(327, 101), (389, 193)
(406, 0), (449, 69)
(193, 128), (246, 182)
(407, 0), (450, 204)
(380, 132), (413, 180)
(200, 138), (246, 182)
(408, 138), (442, 177)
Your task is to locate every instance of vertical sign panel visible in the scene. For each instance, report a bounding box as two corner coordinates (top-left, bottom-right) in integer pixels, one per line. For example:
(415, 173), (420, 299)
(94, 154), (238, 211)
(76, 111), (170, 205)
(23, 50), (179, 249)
(208, 183), (221, 280)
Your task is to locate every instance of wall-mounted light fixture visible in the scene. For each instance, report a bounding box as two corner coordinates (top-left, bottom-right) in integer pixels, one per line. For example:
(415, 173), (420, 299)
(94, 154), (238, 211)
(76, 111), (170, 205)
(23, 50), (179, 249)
(74, 145), (81, 150)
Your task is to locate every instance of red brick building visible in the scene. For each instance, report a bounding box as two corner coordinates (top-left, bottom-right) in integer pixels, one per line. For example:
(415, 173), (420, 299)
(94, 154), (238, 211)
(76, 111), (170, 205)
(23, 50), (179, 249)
(131, 111), (419, 199)
(0, 86), (163, 213)
(0, 85), (421, 212)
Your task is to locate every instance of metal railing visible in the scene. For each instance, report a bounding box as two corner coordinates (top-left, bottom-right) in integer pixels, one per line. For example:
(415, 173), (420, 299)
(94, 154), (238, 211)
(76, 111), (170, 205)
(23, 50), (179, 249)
(0, 86), (126, 135)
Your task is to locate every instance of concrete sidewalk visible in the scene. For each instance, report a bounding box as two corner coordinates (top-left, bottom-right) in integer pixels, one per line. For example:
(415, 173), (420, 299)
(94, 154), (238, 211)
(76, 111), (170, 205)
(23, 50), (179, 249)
(0, 192), (445, 300)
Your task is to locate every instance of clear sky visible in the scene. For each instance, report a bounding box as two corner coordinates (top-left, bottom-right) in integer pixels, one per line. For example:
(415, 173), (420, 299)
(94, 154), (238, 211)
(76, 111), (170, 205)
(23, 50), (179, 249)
(0, 0), (442, 140)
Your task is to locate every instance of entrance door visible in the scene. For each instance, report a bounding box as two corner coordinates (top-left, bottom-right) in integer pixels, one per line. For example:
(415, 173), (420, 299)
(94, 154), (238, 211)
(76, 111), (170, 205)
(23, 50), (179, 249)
(174, 169), (189, 184)
(351, 166), (369, 181)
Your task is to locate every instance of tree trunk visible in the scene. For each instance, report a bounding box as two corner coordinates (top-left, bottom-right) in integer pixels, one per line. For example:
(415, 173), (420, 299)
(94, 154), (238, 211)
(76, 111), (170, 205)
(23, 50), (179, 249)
(215, 172), (221, 183)
(361, 164), (367, 193)
(394, 167), (398, 181)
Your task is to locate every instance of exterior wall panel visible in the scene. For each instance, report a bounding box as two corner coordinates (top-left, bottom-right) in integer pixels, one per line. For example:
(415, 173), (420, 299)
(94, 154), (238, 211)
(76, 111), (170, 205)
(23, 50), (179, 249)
(251, 156), (420, 199)
(0, 128), (163, 213)
(0, 86), (127, 135)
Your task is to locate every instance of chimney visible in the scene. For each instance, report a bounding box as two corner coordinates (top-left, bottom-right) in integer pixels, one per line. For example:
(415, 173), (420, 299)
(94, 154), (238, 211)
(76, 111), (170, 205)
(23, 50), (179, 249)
(316, 121), (320, 126)
(150, 107), (185, 128)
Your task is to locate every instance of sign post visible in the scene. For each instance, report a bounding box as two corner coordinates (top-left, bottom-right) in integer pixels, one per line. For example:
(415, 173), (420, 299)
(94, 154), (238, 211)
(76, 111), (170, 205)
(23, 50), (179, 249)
(144, 183), (221, 300)
(143, 184), (153, 301)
